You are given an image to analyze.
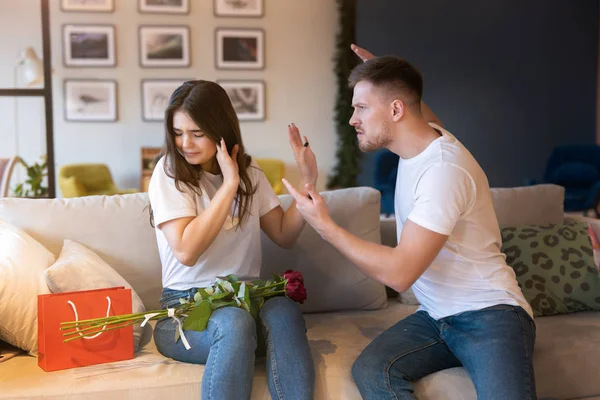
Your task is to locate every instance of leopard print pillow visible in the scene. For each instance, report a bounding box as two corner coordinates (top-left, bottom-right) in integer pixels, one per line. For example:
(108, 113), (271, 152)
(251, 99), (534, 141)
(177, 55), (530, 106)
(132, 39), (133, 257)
(501, 220), (600, 317)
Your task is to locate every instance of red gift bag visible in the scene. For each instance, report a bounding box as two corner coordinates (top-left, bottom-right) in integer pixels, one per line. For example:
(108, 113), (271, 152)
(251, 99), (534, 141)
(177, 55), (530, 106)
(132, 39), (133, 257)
(38, 286), (134, 372)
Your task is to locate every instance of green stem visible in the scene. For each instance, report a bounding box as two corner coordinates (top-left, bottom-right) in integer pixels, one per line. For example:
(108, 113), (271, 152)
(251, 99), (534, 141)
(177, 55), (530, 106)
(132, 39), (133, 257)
(60, 306), (190, 329)
(60, 310), (160, 328)
(62, 315), (151, 338)
(251, 282), (285, 295)
(260, 290), (286, 298)
(63, 320), (138, 343)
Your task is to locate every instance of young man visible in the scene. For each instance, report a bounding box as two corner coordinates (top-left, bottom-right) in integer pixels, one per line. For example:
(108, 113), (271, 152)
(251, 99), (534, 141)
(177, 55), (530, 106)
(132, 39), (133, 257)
(282, 45), (537, 400)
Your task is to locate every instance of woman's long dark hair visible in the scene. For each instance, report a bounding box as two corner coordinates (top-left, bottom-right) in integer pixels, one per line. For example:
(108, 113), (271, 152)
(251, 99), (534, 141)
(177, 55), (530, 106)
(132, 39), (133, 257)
(149, 80), (257, 227)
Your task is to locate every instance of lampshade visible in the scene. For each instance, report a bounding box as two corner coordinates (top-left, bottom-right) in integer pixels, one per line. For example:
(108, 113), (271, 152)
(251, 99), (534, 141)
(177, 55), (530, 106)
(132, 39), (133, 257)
(17, 47), (44, 87)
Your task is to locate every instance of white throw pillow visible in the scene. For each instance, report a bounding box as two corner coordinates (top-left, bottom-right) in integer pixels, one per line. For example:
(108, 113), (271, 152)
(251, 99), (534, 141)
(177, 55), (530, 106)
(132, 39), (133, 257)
(0, 219), (55, 355)
(44, 240), (146, 352)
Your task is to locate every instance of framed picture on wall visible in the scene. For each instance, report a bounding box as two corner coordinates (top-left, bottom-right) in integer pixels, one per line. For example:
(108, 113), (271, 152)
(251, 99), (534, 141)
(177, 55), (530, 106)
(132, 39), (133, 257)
(62, 24), (116, 67)
(141, 147), (162, 192)
(139, 0), (189, 14)
(214, 0), (263, 17)
(61, 0), (114, 12)
(141, 79), (187, 121)
(139, 26), (190, 68)
(218, 80), (265, 121)
(64, 79), (117, 122)
(215, 28), (264, 70)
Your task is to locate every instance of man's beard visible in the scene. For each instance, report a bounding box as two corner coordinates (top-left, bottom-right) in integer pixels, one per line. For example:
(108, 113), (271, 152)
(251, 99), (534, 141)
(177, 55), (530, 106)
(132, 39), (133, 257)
(358, 126), (392, 152)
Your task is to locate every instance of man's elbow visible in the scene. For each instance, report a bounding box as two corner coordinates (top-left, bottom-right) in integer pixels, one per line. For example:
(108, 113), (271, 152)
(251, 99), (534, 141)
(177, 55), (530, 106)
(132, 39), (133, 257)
(389, 281), (411, 294)
(387, 274), (414, 294)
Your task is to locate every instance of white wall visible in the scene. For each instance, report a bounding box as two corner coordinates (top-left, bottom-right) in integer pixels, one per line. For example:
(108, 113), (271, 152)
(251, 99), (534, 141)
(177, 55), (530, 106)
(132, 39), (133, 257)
(1, 0), (338, 195)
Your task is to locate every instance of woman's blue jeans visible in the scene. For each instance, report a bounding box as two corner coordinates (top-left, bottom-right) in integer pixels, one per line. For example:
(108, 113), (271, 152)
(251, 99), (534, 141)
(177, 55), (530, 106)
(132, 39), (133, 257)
(153, 288), (315, 400)
(352, 304), (537, 400)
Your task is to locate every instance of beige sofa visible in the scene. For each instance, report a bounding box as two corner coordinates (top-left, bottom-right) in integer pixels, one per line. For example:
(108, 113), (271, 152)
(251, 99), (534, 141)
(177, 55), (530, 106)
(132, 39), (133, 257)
(1, 185), (599, 400)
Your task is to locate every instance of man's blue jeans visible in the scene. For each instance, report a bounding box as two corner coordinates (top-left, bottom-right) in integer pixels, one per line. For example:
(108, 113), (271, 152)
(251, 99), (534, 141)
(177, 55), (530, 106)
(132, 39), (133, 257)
(154, 288), (315, 400)
(352, 304), (537, 399)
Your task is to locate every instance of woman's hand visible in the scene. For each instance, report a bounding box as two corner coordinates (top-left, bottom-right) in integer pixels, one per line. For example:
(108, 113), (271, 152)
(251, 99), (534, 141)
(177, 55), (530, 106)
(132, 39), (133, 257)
(288, 123), (318, 187)
(216, 138), (240, 188)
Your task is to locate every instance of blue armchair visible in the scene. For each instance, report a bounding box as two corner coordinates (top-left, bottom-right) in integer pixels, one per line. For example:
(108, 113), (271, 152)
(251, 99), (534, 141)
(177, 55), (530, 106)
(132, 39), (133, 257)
(530, 145), (600, 216)
(373, 150), (399, 215)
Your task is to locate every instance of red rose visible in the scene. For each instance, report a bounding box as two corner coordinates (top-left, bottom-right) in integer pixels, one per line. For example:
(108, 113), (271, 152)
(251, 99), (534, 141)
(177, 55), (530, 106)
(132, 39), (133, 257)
(282, 270), (307, 304)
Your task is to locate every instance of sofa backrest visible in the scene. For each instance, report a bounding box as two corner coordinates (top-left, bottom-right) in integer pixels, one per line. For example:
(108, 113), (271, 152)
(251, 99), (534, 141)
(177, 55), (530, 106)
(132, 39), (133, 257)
(379, 184), (578, 249)
(490, 184), (565, 226)
(0, 187), (387, 312)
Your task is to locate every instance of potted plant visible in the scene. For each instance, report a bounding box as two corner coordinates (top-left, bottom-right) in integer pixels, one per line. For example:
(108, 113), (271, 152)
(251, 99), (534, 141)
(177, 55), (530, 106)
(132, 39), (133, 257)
(13, 156), (48, 198)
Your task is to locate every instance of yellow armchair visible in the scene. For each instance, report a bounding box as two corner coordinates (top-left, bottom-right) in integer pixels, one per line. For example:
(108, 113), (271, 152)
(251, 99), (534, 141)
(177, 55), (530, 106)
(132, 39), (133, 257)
(255, 158), (285, 194)
(59, 164), (138, 198)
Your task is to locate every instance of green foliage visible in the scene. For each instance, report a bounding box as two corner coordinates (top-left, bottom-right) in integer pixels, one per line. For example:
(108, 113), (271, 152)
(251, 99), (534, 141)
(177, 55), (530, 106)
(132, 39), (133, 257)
(175, 274), (290, 339)
(13, 156), (48, 198)
(327, 0), (361, 189)
(182, 301), (211, 332)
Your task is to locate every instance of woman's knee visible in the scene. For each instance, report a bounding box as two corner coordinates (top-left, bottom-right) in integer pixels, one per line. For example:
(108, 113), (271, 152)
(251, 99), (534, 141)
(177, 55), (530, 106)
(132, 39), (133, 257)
(260, 296), (304, 326)
(211, 306), (257, 340)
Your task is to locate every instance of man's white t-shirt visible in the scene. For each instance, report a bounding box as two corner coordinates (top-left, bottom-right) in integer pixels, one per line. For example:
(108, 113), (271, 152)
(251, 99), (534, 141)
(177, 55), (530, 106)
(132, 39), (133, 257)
(395, 123), (533, 319)
(148, 156), (280, 290)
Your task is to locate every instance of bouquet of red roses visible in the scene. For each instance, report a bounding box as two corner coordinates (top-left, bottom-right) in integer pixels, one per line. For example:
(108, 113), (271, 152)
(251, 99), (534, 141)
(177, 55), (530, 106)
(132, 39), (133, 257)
(60, 270), (306, 348)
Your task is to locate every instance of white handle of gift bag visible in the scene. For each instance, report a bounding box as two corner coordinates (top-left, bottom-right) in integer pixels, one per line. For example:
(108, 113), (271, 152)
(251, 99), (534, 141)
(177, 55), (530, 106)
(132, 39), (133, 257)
(67, 296), (112, 340)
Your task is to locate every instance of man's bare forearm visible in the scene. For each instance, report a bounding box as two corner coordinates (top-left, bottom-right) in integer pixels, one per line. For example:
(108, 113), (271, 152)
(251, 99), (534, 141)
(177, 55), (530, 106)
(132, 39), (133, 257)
(319, 221), (405, 291)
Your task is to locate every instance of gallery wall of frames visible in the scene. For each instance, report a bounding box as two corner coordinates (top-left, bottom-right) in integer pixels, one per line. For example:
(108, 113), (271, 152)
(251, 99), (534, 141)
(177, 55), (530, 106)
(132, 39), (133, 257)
(61, 0), (266, 125)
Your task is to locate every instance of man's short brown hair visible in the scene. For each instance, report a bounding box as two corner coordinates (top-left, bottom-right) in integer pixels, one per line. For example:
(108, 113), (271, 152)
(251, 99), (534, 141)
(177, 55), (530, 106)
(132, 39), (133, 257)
(348, 56), (423, 108)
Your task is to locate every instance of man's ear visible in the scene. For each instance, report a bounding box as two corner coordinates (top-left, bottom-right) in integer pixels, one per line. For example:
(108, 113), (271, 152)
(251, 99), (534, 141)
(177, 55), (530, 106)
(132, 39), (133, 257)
(391, 100), (404, 121)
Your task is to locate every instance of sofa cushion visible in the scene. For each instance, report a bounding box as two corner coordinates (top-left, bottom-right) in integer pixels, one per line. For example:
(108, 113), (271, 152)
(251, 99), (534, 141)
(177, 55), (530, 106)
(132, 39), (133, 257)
(0, 219), (55, 355)
(44, 240), (147, 351)
(0, 195), (162, 309)
(2, 302), (599, 400)
(490, 184), (565, 226)
(501, 220), (600, 317)
(261, 187), (387, 312)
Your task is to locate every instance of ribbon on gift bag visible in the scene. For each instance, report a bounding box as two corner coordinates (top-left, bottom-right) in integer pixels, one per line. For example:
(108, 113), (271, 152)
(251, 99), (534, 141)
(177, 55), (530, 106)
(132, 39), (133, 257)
(38, 286), (134, 372)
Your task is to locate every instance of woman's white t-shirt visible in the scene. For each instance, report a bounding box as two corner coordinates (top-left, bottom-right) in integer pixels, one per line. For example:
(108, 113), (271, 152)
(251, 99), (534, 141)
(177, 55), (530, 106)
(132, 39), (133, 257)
(148, 156), (280, 290)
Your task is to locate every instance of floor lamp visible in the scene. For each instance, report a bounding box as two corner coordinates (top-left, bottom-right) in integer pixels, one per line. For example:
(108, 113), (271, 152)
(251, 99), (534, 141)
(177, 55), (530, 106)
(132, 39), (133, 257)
(12, 47), (45, 192)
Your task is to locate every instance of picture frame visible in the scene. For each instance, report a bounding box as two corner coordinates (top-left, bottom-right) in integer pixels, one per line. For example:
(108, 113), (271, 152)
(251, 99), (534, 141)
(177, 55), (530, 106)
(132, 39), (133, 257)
(64, 79), (117, 122)
(215, 28), (264, 70)
(218, 80), (265, 122)
(61, 0), (114, 13)
(62, 24), (116, 67)
(138, 0), (189, 14)
(139, 25), (190, 68)
(141, 79), (188, 122)
(214, 0), (263, 17)
(141, 147), (162, 192)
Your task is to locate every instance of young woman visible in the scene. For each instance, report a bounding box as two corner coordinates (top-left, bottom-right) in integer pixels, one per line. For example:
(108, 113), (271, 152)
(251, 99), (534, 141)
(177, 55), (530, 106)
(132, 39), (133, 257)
(147, 80), (316, 400)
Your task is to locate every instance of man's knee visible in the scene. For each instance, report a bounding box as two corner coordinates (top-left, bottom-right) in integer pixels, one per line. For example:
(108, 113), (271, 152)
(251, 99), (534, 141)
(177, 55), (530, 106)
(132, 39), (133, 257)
(352, 346), (383, 386)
